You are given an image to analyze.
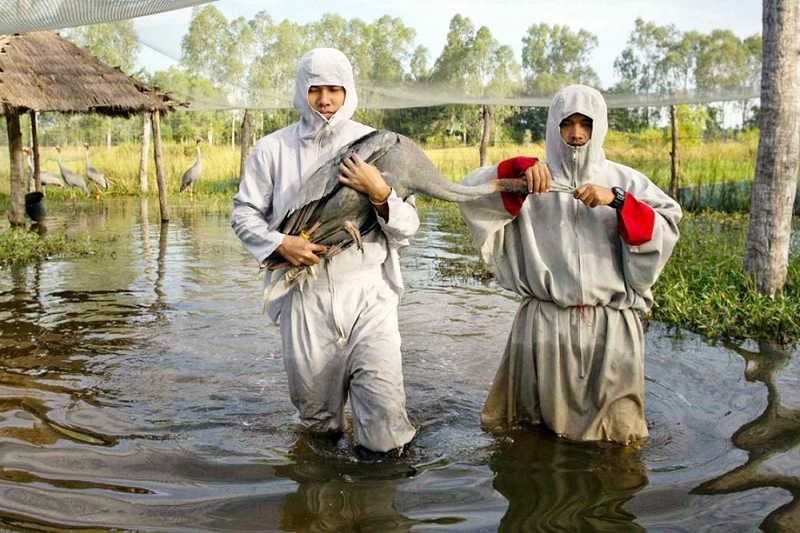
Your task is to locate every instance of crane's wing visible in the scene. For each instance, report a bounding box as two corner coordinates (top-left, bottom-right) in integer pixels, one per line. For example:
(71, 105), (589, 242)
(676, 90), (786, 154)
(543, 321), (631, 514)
(273, 130), (399, 231)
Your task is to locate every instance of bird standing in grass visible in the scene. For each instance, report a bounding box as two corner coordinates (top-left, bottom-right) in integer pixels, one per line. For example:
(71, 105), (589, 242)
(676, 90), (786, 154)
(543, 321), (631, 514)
(83, 143), (109, 198)
(180, 137), (202, 201)
(56, 145), (90, 199)
(22, 147), (64, 190)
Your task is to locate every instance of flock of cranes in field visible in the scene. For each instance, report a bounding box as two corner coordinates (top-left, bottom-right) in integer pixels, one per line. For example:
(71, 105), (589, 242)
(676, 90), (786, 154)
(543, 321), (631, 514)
(22, 139), (203, 201)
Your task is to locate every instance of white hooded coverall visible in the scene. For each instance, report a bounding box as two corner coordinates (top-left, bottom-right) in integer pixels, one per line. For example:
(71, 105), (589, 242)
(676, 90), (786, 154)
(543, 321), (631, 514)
(460, 85), (682, 444)
(231, 48), (417, 452)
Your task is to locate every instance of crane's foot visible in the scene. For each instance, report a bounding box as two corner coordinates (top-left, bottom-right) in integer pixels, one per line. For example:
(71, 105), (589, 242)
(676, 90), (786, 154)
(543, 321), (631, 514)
(343, 220), (362, 250)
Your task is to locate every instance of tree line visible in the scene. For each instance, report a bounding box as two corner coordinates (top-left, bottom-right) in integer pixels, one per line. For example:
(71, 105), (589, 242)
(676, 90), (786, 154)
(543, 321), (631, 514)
(8, 7), (761, 150)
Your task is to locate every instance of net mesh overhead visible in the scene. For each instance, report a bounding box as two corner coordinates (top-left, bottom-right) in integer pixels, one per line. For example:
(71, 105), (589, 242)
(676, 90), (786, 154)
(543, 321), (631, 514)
(0, 0), (213, 34)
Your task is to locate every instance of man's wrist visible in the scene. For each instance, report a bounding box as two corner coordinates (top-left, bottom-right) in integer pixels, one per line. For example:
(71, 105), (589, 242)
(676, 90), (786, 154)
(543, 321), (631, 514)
(370, 186), (392, 205)
(609, 186), (626, 209)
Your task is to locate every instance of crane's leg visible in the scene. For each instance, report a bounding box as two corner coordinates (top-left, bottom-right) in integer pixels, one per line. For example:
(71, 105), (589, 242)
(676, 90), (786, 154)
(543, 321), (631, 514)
(343, 220), (363, 250)
(189, 183), (195, 202)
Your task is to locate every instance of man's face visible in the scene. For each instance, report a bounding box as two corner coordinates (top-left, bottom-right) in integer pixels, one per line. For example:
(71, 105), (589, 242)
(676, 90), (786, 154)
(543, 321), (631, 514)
(559, 113), (593, 147)
(307, 85), (346, 120)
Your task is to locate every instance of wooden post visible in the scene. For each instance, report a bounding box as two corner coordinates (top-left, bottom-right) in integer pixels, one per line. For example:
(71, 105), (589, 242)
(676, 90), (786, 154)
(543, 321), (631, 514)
(30, 110), (42, 192)
(479, 104), (492, 167)
(669, 105), (680, 200)
(239, 109), (252, 182)
(139, 111), (151, 194)
(5, 104), (25, 227)
(151, 109), (169, 222)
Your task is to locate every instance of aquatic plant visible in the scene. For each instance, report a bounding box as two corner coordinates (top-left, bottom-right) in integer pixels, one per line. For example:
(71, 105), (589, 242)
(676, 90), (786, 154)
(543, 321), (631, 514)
(0, 228), (95, 264)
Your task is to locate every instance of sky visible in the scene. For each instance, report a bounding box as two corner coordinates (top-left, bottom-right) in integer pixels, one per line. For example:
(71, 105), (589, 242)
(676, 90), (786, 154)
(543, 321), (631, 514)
(133, 0), (763, 89)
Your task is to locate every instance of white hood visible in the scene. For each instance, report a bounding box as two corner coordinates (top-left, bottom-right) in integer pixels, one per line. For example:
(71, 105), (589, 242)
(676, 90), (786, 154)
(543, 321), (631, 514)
(545, 84), (609, 186)
(293, 48), (359, 141)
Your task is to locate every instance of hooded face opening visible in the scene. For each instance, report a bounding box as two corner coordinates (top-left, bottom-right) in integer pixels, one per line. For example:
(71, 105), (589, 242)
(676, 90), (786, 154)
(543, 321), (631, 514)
(307, 85), (346, 120)
(559, 113), (593, 147)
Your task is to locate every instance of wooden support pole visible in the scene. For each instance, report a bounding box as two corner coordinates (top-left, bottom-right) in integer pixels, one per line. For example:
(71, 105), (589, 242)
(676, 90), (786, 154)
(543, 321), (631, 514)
(239, 109), (252, 182)
(139, 111), (151, 194)
(151, 109), (169, 222)
(5, 104), (25, 227)
(30, 110), (42, 192)
(669, 104), (680, 200)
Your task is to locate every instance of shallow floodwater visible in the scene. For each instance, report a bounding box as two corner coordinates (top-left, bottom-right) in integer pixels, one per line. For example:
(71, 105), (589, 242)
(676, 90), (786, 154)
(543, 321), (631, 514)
(0, 198), (798, 532)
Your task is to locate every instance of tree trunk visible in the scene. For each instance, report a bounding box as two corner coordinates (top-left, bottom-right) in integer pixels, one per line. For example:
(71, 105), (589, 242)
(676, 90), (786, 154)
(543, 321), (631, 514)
(5, 105), (25, 227)
(744, 0), (800, 297)
(151, 110), (170, 223)
(239, 109), (252, 182)
(106, 119), (112, 149)
(479, 104), (492, 167)
(669, 105), (680, 199)
(30, 110), (41, 193)
(139, 111), (151, 194)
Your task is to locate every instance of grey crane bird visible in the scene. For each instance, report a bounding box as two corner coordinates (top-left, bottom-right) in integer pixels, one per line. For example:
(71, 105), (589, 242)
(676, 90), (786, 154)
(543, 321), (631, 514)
(22, 147), (64, 190)
(264, 130), (532, 271)
(56, 145), (90, 199)
(83, 143), (109, 196)
(180, 138), (202, 200)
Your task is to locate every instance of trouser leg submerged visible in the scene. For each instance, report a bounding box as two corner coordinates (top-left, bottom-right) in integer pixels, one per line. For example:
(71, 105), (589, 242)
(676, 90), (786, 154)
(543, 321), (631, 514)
(280, 264), (416, 452)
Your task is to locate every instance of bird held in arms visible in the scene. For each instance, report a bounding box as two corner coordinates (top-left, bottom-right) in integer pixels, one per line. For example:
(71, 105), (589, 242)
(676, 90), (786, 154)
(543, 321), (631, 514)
(83, 143), (109, 197)
(180, 137), (202, 201)
(56, 145), (90, 199)
(22, 147), (64, 190)
(261, 130), (539, 305)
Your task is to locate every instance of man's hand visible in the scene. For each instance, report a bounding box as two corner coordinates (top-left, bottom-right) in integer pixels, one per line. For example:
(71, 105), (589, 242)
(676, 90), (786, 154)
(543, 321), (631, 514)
(523, 161), (551, 194)
(338, 154), (391, 204)
(573, 184), (615, 208)
(276, 235), (328, 266)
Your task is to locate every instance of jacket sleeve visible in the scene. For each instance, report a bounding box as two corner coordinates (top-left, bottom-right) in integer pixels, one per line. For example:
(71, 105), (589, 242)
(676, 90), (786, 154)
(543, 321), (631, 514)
(230, 148), (286, 266)
(618, 176), (682, 300)
(376, 189), (420, 248)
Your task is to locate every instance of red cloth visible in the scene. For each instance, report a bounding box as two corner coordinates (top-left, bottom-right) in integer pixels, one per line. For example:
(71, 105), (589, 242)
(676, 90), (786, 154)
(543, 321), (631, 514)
(497, 157), (538, 217)
(617, 192), (655, 246)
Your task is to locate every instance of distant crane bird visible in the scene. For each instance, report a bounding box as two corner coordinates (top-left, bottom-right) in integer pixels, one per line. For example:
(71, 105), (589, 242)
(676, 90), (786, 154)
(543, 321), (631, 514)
(22, 147), (64, 190)
(56, 145), (90, 199)
(83, 143), (109, 197)
(179, 137), (202, 201)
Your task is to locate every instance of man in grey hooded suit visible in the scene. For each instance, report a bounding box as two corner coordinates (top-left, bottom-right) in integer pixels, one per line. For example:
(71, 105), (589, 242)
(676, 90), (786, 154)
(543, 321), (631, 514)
(460, 85), (682, 445)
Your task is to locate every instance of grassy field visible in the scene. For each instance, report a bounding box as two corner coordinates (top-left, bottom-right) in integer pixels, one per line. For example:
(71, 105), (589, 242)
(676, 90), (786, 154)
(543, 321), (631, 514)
(0, 137), (762, 201)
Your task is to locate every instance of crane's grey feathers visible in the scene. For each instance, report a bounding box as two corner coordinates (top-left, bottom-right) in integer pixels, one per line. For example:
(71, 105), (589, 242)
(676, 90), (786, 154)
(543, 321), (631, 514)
(263, 130), (525, 270)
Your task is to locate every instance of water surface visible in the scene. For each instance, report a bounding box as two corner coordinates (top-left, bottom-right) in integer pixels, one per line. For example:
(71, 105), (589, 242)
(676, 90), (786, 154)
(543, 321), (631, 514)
(0, 199), (797, 532)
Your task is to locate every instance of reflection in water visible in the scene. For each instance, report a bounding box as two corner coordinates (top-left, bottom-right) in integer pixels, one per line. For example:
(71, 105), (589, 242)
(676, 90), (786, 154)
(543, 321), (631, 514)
(275, 435), (419, 532)
(489, 429), (647, 532)
(693, 341), (800, 532)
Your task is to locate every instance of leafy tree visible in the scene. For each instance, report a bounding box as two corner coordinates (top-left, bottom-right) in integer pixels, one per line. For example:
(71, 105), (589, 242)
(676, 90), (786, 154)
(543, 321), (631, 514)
(521, 23), (599, 94)
(62, 20), (140, 73)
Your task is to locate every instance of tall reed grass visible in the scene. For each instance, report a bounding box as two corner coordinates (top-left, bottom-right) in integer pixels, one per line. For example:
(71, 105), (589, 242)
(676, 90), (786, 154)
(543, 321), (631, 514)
(0, 138), (766, 201)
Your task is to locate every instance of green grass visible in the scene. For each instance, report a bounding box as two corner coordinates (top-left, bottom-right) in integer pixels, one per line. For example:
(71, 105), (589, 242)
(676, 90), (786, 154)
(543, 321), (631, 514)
(0, 137), (763, 199)
(652, 214), (800, 343)
(0, 228), (96, 264)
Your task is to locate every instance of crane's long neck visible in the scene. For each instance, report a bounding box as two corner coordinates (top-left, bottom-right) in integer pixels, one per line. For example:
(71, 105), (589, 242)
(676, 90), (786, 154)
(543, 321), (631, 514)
(408, 175), (498, 203)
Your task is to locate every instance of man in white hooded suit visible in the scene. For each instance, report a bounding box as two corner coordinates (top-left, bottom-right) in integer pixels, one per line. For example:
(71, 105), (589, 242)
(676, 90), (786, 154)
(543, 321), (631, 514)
(231, 48), (417, 453)
(460, 85), (682, 444)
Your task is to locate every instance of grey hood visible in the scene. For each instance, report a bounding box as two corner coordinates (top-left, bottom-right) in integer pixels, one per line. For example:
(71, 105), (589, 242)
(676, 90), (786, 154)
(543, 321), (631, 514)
(545, 84), (609, 186)
(293, 48), (359, 141)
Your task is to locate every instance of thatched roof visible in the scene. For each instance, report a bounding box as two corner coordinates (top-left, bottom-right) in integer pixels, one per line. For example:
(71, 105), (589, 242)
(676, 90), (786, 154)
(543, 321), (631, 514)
(0, 31), (183, 116)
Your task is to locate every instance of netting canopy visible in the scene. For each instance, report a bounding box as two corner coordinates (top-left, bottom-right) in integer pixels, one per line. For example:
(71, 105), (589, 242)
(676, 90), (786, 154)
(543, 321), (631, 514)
(0, 0), (213, 34)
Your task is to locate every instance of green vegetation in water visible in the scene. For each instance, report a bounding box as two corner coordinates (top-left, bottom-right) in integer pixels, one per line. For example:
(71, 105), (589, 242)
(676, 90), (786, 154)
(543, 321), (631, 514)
(652, 213), (800, 343)
(424, 203), (800, 343)
(0, 228), (95, 265)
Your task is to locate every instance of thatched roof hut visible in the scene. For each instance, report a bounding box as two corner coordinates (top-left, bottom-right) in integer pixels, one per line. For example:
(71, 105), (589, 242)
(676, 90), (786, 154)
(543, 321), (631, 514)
(0, 31), (177, 115)
(0, 31), (183, 225)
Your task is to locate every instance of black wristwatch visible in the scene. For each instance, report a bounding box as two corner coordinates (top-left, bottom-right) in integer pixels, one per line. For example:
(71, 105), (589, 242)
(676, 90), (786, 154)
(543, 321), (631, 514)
(609, 186), (626, 209)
